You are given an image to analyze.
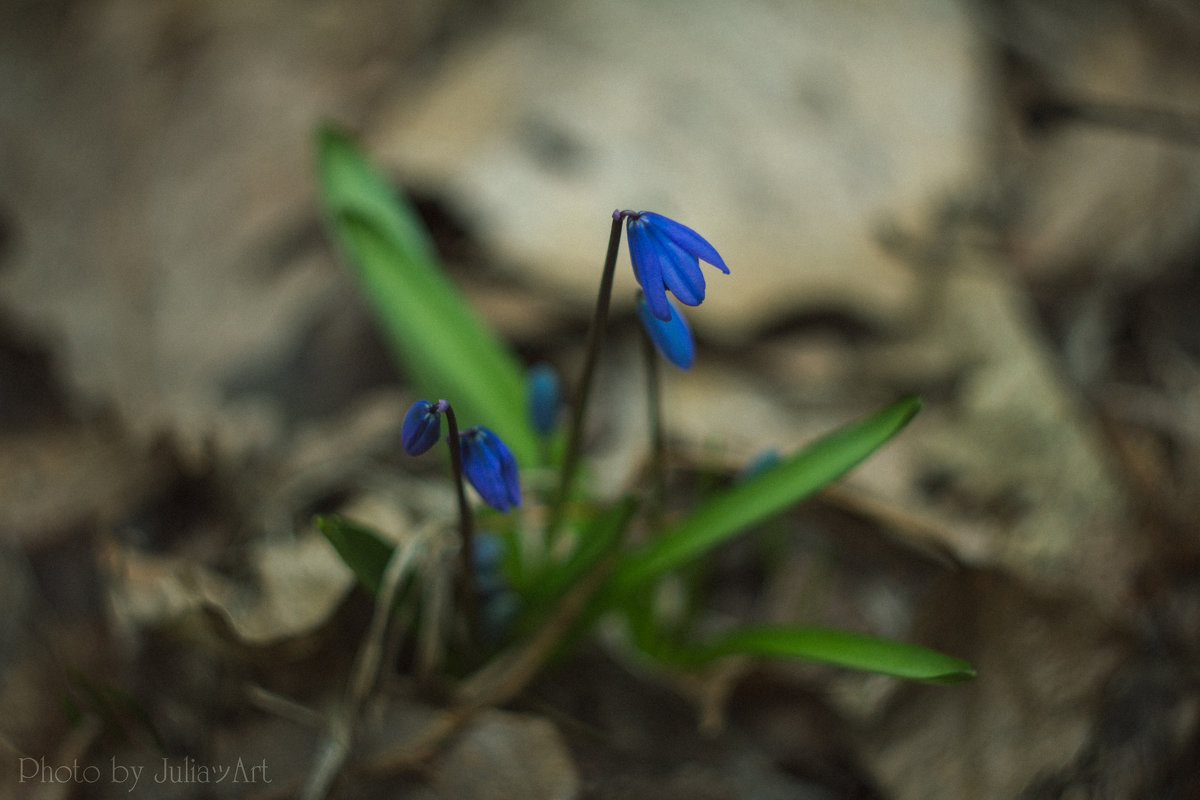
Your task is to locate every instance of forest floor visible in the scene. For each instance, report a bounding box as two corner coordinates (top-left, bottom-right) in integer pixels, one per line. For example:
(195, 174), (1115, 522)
(3, 2), (1200, 798)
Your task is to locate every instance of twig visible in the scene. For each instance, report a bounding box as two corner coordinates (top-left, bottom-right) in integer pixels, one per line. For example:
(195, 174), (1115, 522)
(244, 685), (326, 729)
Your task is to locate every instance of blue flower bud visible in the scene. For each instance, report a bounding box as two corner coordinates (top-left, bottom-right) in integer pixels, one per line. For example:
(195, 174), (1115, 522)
(638, 295), (695, 369)
(470, 532), (519, 643)
(738, 448), (781, 482)
(471, 532), (508, 596)
(401, 399), (443, 455)
(526, 363), (562, 435)
(479, 589), (520, 644)
(459, 426), (522, 512)
(625, 211), (728, 322)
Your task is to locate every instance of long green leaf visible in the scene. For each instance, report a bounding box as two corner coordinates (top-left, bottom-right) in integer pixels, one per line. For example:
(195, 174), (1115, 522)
(610, 397), (921, 592)
(692, 625), (975, 682)
(315, 125), (537, 463)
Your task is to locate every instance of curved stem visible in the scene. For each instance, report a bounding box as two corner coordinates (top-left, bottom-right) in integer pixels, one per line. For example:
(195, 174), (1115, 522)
(441, 402), (480, 646)
(549, 213), (625, 538)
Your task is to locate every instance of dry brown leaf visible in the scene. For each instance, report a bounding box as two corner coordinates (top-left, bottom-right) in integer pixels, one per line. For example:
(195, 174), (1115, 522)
(103, 532), (354, 648)
(372, 0), (985, 341)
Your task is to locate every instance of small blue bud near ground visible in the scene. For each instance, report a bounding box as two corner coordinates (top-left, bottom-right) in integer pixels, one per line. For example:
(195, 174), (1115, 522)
(737, 448), (781, 482)
(470, 532), (508, 596)
(470, 532), (521, 643)
(459, 426), (522, 512)
(478, 589), (520, 645)
(624, 211), (729, 322)
(638, 295), (695, 369)
(401, 399), (443, 455)
(526, 363), (562, 435)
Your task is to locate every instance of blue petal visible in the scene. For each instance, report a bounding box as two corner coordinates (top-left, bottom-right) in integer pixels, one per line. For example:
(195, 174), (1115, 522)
(638, 295), (695, 369)
(626, 216), (672, 321)
(461, 434), (504, 509)
(642, 211), (729, 274)
(460, 427), (522, 512)
(497, 440), (522, 508)
(401, 400), (442, 455)
(651, 226), (706, 306)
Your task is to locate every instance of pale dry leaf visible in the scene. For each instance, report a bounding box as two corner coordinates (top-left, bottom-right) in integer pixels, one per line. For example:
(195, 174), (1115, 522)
(432, 709), (581, 800)
(103, 532), (355, 647)
(373, 0), (986, 341)
(854, 254), (1143, 612)
(0, 0), (449, 460)
(995, 2), (1200, 282)
(856, 573), (1128, 800)
(0, 420), (156, 544)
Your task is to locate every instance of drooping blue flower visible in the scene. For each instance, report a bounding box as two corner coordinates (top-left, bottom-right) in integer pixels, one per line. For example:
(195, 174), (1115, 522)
(401, 399), (444, 455)
(638, 294), (695, 369)
(625, 211), (728, 322)
(526, 363), (561, 435)
(459, 426), (522, 512)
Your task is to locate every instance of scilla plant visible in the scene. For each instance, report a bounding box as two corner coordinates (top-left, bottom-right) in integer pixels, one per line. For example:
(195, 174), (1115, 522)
(314, 125), (974, 696)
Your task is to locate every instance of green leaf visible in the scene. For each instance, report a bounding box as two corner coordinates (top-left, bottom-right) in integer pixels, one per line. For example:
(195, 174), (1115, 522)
(610, 397), (922, 593)
(315, 514), (394, 596)
(525, 495), (639, 607)
(691, 625), (976, 682)
(315, 124), (537, 464)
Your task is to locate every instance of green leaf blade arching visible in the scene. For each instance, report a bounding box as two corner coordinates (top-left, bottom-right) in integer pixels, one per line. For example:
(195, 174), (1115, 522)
(695, 625), (976, 683)
(315, 125), (537, 464)
(611, 397), (922, 593)
(315, 514), (394, 596)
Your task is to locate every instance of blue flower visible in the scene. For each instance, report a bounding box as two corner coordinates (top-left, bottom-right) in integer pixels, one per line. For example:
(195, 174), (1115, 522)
(526, 363), (561, 435)
(638, 294), (694, 369)
(625, 211), (728, 322)
(459, 426), (522, 512)
(401, 399), (443, 455)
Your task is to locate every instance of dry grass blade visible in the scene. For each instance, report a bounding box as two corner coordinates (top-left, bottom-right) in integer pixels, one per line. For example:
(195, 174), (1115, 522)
(300, 526), (431, 800)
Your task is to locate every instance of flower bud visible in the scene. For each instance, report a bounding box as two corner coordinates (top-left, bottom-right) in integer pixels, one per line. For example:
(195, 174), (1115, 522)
(401, 399), (443, 455)
(459, 426), (522, 512)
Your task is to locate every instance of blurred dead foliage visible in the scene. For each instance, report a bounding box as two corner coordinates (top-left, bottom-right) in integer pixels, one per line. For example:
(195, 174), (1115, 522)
(2, 0), (1200, 798)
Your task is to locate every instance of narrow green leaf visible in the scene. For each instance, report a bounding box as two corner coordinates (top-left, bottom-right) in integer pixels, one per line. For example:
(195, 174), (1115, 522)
(610, 397), (922, 592)
(315, 125), (537, 463)
(315, 514), (394, 596)
(693, 625), (976, 682)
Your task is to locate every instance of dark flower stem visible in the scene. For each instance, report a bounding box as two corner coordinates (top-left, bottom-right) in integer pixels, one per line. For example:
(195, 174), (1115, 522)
(440, 401), (481, 646)
(551, 212), (627, 538)
(639, 328), (667, 529)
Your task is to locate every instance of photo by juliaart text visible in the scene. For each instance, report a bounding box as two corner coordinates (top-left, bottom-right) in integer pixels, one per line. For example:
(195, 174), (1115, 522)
(19, 755), (271, 792)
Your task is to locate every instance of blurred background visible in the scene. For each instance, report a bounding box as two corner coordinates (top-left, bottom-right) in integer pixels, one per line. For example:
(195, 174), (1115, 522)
(3, 0), (1200, 797)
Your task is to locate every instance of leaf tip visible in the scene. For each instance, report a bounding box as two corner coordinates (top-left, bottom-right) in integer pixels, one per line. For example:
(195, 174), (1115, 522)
(315, 121), (352, 150)
(926, 662), (977, 684)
